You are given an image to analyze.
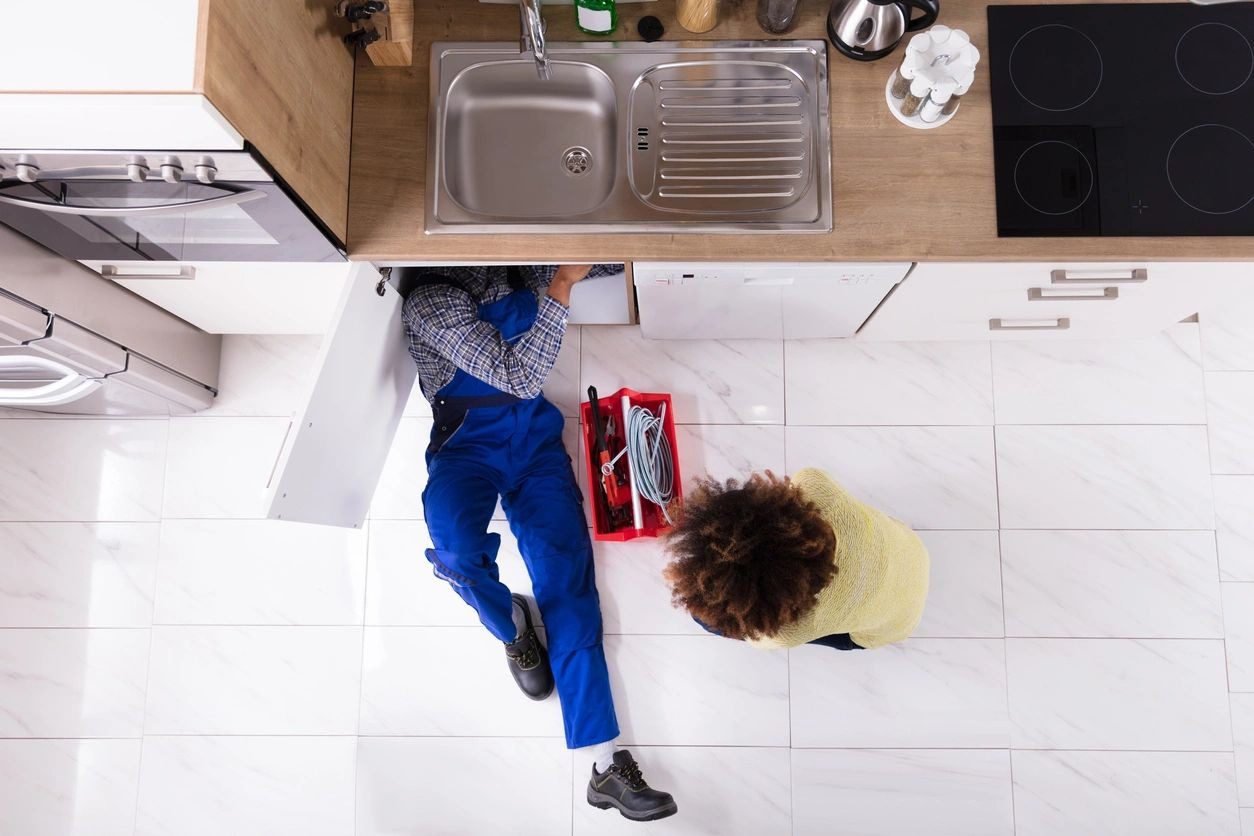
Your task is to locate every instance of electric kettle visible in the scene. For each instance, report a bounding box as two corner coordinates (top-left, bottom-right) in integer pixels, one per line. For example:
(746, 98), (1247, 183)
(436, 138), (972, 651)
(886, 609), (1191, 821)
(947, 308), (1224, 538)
(827, 0), (940, 61)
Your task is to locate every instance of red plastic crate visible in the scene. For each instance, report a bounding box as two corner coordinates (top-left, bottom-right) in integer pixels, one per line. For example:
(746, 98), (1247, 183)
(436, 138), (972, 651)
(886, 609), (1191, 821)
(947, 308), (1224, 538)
(580, 387), (683, 541)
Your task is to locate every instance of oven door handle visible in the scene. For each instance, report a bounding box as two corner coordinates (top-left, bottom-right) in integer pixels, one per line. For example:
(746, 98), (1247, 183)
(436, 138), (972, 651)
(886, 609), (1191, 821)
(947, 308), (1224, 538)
(0, 187), (266, 217)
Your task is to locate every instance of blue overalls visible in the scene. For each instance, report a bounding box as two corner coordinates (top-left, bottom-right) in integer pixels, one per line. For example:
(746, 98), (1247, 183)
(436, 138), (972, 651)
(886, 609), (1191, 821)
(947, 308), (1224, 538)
(419, 270), (619, 750)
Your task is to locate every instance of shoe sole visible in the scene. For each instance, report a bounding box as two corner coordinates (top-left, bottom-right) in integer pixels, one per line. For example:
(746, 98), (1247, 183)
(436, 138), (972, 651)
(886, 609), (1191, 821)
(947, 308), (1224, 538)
(587, 788), (678, 822)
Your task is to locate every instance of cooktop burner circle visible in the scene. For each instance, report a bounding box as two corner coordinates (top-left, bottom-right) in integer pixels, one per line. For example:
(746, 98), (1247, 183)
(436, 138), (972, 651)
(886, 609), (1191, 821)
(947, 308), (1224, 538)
(1167, 124), (1254, 215)
(1175, 22), (1254, 96)
(1009, 24), (1104, 112)
(1013, 141), (1096, 216)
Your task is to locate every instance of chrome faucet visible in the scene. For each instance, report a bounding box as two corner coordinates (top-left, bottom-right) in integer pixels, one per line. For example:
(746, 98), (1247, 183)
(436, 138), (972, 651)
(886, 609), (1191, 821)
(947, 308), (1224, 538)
(518, 0), (551, 79)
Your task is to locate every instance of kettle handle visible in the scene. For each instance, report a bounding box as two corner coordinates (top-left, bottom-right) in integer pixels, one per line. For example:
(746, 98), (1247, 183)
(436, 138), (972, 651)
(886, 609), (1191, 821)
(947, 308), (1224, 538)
(903, 0), (939, 32)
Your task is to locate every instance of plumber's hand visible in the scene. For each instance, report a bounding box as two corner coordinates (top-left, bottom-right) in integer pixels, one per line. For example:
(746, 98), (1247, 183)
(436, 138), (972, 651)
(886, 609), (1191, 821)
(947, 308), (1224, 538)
(547, 264), (594, 306)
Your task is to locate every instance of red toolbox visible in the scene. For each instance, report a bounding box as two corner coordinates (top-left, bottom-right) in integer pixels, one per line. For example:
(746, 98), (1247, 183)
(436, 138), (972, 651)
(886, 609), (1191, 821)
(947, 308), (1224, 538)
(580, 387), (682, 541)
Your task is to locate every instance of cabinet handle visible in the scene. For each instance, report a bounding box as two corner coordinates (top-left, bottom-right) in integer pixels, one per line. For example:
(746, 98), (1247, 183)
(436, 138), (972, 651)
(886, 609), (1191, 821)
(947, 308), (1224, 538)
(101, 265), (196, 281)
(1028, 287), (1118, 301)
(1050, 268), (1147, 284)
(989, 317), (1071, 331)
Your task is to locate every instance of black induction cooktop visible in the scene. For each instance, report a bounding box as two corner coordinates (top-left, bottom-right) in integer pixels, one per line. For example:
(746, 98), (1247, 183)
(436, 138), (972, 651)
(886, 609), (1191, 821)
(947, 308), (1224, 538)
(989, 4), (1254, 237)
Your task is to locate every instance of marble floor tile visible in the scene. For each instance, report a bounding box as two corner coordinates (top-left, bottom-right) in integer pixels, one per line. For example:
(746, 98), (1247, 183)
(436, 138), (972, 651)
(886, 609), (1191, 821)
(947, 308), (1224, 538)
(154, 519), (366, 625)
(203, 334), (320, 417)
(1234, 694), (1254, 807)
(581, 326), (785, 425)
(992, 325), (1208, 424)
(0, 628), (148, 737)
(1217, 477), (1254, 581)
(359, 626), (564, 737)
(0, 523), (158, 627)
(0, 419), (166, 522)
(365, 520), (535, 626)
(1225, 584), (1254, 692)
(1202, 310), (1254, 371)
(1012, 751), (1240, 836)
(790, 639), (1009, 748)
(144, 626), (362, 734)
(0, 738), (141, 836)
(135, 736), (356, 836)
(1006, 638), (1231, 749)
(792, 749), (1014, 836)
(785, 340), (994, 426)
(573, 746), (791, 836)
(162, 417), (290, 519)
(674, 424), (786, 482)
(357, 737), (572, 836)
(594, 536), (703, 636)
(996, 425), (1214, 529)
(368, 415), (432, 520)
(605, 635), (790, 746)
(786, 426), (999, 529)
(913, 530), (1004, 638)
(1208, 373), (1254, 474)
(1001, 530), (1224, 638)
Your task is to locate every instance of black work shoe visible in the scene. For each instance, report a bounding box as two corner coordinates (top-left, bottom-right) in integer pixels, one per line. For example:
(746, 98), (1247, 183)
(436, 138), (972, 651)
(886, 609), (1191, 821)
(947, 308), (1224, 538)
(504, 594), (553, 701)
(587, 749), (678, 822)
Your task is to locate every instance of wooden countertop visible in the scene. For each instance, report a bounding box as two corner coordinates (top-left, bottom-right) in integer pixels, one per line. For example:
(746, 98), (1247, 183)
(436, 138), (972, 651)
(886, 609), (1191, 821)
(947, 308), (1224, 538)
(346, 0), (1254, 262)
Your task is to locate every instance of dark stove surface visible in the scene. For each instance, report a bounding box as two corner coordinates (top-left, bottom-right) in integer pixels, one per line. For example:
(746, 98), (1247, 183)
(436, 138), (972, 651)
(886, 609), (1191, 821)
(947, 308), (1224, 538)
(989, 4), (1254, 237)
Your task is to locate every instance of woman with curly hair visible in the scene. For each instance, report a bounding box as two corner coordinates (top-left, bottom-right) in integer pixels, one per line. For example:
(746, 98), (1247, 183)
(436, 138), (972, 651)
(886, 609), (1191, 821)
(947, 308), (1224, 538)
(663, 469), (929, 650)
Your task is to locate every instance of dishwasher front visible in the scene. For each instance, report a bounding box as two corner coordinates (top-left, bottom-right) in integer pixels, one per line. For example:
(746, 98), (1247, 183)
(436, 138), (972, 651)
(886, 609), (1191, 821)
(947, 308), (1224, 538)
(632, 262), (912, 340)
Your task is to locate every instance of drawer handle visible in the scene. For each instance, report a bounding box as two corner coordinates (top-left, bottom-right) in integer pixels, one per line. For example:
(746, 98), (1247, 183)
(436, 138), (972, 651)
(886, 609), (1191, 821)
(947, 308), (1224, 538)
(989, 317), (1071, 331)
(101, 265), (196, 281)
(1028, 287), (1119, 301)
(1051, 268), (1147, 284)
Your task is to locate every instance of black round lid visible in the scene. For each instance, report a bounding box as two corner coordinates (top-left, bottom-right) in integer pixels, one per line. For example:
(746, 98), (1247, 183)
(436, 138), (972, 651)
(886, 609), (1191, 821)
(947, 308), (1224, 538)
(638, 15), (664, 43)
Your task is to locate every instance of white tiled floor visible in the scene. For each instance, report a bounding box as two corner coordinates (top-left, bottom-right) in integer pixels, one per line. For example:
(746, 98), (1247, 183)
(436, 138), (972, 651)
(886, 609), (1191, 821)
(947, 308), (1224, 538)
(3, 320), (1253, 835)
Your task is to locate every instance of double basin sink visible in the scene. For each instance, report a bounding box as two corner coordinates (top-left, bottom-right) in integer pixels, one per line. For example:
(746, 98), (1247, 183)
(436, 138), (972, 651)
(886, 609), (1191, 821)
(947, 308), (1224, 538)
(426, 40), (832, 233)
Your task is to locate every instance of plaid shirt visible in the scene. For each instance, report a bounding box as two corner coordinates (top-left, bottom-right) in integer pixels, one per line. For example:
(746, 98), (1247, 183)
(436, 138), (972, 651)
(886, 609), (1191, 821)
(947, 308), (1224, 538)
(402, 264), (620, 403)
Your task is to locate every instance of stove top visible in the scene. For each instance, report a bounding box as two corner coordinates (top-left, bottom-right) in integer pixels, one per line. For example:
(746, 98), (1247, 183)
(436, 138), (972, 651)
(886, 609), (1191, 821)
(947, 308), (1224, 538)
(988, 4), (1254, 237)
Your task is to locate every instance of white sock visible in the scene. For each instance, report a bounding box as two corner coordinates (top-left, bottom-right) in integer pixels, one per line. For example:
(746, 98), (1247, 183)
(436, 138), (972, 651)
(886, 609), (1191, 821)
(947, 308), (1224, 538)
(511, 598), (527, 640)
(585, 740), (618, 773)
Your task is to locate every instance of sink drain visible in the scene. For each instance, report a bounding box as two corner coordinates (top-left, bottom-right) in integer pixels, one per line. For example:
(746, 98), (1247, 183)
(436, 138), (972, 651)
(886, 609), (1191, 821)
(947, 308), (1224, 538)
(562, 147), (592, 175)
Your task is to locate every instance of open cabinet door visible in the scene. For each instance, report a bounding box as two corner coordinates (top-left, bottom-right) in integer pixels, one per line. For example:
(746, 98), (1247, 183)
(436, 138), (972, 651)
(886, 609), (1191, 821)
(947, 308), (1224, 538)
(267, 263), (417, 528)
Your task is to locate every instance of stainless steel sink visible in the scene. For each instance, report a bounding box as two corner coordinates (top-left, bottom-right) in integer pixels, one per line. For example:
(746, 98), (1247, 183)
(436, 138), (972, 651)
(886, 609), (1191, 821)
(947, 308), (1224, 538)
(427, 41), (832, 234)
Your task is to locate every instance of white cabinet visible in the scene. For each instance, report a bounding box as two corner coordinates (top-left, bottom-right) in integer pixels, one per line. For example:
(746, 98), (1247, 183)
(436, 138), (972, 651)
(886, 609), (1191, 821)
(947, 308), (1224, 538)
(0, 0), (201, 92)
(0, 0), (241, 153)
(859, 261), (1254, 341)
(81, 261), (352, 335)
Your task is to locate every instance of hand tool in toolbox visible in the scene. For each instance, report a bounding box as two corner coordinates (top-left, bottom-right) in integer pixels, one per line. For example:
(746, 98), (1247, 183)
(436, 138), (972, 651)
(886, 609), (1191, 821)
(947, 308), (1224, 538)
(587, 386), (632, 530)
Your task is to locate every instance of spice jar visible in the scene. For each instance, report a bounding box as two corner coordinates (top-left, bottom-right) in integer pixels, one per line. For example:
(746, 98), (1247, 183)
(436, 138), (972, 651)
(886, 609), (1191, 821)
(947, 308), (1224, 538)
(942, 70), (975, 116)
(756, 0), (800, 34)
(899, 77), (930, 117)
(677, 0), (719, 33)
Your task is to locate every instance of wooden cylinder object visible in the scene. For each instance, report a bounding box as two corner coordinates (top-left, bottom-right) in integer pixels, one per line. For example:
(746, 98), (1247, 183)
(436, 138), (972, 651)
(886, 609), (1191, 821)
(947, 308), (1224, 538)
(676, 0), (719, 33)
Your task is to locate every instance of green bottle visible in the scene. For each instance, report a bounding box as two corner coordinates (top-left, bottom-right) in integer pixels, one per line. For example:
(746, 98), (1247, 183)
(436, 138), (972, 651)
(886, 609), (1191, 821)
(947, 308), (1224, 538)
(574, 0), (617, 35)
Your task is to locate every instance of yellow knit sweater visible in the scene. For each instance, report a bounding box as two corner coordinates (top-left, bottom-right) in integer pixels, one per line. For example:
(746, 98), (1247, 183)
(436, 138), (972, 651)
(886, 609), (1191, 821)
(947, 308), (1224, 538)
(748, 468), (930, 650)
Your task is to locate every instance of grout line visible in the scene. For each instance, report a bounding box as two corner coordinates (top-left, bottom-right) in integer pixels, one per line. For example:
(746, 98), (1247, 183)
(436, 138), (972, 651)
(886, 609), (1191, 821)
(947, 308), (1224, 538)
(350, 519), (373, 834)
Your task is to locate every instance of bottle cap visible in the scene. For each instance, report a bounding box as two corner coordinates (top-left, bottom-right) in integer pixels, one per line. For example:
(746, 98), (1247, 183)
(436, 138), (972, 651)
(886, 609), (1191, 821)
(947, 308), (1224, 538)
(638, 15), (665, 42)
(909, 77), (931, 97)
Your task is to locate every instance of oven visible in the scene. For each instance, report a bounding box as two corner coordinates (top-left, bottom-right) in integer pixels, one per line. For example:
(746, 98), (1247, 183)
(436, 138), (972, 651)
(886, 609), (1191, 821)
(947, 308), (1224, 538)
(0, 147), (345, 262)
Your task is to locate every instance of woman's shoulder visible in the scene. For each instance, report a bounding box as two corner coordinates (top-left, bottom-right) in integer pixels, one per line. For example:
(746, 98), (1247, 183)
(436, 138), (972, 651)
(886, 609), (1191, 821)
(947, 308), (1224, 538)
(791, 468), (844, 499)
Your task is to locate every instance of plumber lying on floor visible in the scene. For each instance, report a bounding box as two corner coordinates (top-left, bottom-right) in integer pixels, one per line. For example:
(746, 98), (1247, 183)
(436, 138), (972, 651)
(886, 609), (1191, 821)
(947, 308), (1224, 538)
(402, 264), (678, 823)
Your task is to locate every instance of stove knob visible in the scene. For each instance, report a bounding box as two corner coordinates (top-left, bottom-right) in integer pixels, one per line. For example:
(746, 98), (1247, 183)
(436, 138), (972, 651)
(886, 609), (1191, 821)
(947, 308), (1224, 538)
(126, 157), (150, 183)
(194, 159), (217, 185)
(14, 162), (39, 183)
(160, 157), (184, 184)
